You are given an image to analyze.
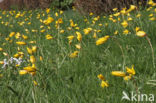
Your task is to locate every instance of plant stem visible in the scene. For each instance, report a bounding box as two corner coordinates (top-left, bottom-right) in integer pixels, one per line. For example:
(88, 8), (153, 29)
(146, 36), (155, 68)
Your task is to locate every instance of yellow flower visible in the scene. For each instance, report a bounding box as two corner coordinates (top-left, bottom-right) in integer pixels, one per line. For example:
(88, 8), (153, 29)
(130, 5), (136, 9)
(93, 16), (100, 21)
(76, 32), (82, 42)
(124, 75), (132, 81)
(20, 64), (36, 76)
(135, 27), (140, 32)
(55, 12), (58, 17)
(0, 48), (3, 51)
(32, 46), (37, 53)
(96, 35), (110, 45)
(60, 10), (63, 14)
(67, 27), (72, 31)
(40, 56), (43, 61)
(113, 8), (118, 11)
(15, 32), (21, 39)
(101, 80), (109, 88)
(18, 52), (23, 55)
(60, 30), (65, 34)
(69, 51), (79, 58)
(136, 14), (141, 18)
(75, 44), (81, 49)
(121, 20), (128, 28)
(0, 61), (4, 64)
(127, 5), (136, 13)
(19, 70), (28, 75)
(33, 80), (38, 86)
(14, 53), (20, 58)
(30, 55), (36, 63)
(113, 12), (120, 17)
(97, 74), (105, 81)
(46, 34), (53, 40)
(93, 32), (97, 38)
(110, 19), (115, 22)
(149, 17), (155, 21)
(75, 27), (79, 30)
(27, 22), (31, 25)
(123, 29), (129, 35)
(46, 8), (50, 13)
(146, 7), (152, 11)
(67, 35), (74, 41)
(29, 41), (36, 44)
(57, 18), (63, 24)
(32, 29), (37, 32)
(99, 24), (102, 26)
(126, 65), (135, 75)
(5, 37), (9, 41)
(27, 47), (33, 55)
(70, 20), (76, 27)
(111, 71), (126, 77)
(84, 18), (88, 22)
(22, 35), (28, 40)
(43, 17), (54, 25)
(114, 30), (118, 35)
(128, 17), (133, 21)
(148, 0), (154, 5)
(9, 32), (15, 37)
(16, 41), (26, 45)
(83, 28), (92, 35)
(120, 8), (126, 14)
(149, 14), (153, 17)
(40, 29), (45, 33)
(89, 12), (93, 16)
(24, 66), (35, 72)
(136, 31), (146, 37)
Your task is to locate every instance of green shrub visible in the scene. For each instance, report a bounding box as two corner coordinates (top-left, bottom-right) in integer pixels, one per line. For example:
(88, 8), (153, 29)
(74, 0), (147, 15)
(50, 0), (74, 9)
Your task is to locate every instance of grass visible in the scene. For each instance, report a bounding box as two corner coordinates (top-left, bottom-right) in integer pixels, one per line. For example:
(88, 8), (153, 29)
(0, 3), (156, 103)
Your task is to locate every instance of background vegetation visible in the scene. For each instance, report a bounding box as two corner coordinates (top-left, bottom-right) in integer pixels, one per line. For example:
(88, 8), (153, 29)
(0, 0), (155, 103)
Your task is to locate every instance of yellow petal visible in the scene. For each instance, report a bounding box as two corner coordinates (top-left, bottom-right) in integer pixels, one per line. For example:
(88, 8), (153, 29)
(136, 31), (146, 37)
(32, 46), (37, 53)
(111, 71), (126, 77)
(76, 32), (82, 42)
(27, 47), (33, 55)
(24, 66), (36, 72)
(19, 70), (28, 75)
(33, 80), (38, 86)
(69, 51), (79, 58)
(0, 48), (3, 51)
(126, 65), (135, 75)
(40, 56), (43, 61)
(67, 35), (74, 41)
(16, 41), (26, 45)
(121, 21), (128, 28)
(30, 55), (36, 63)
(101, 80), (109, 88)
(96, 35), (109, 45)
(97, 74), (105, 81)
(124, 75), (132, 81)
(75, 44), (81, 49)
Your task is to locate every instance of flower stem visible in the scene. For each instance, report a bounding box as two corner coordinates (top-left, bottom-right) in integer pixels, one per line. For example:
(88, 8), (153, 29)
(146, 36), (155, 68)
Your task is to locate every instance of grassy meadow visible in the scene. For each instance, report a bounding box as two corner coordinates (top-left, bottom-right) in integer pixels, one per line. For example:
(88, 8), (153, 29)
(0, 1), (156, 103)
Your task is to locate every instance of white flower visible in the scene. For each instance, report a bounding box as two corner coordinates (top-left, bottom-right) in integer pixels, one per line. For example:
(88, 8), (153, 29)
(1, 57), (24, 68)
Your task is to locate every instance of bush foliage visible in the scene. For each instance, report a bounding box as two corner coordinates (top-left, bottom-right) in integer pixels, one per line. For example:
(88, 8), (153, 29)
(74, 0), (147, 15)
